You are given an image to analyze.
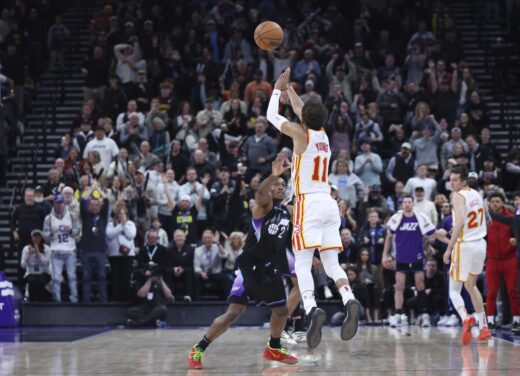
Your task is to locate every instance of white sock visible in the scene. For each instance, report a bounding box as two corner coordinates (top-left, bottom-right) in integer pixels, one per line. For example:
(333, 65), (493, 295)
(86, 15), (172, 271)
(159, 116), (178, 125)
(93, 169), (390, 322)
(487, 316), (494, 324)
(338, 285), (355, 305)
(514, 316), (520, 324)
(456, 306), (468, 321)
(478, 312), (487, 329)
(302, 291), (317, 315)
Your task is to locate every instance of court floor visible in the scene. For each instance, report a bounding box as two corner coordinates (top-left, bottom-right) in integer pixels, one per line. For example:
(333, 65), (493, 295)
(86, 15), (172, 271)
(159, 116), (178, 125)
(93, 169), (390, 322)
(1, 326), (519, 375)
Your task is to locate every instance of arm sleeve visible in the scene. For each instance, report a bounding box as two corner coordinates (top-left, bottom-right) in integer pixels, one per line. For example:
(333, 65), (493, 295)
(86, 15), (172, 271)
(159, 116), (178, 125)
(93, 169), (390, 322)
(266, 89), (289, 131)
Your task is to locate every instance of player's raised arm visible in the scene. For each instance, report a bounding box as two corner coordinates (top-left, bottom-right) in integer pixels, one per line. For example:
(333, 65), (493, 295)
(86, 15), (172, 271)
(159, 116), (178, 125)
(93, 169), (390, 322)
(444, 193), (465, 264)
(266, 69), (307, 152)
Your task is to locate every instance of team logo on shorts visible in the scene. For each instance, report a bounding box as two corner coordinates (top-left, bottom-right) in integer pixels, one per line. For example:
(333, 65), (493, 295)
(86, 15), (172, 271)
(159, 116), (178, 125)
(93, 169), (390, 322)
(293, 224), (301, 234)
(267, 224), (279, 235)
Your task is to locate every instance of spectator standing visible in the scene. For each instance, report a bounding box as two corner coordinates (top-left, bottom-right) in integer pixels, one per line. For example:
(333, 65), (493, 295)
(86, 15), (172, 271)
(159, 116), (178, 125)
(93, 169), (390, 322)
(354, 140), (383, 187)
(157, 170), (181, 240)
(411, 116), (442, 168)
(47, 15), (70, 73)
(244, 69), (273, 105)
(79, 189), (109, 303)
(114, 39), (145, 84)
(328, 160), (363, 208)
(83, 125), (119, 169)
(195, 98), (223, 138)
(325, 53), (357, 104)
(43, 195), (80, 303)
(210, 167), (237, 232)
(242, 120), (277, 180)
(386, 142), (416, 186)
(413, 186), (438, 228)
(180, 169), (211, 232)
(12, 188), (47, 284)
(404, 164), (437, 201)
(81, 45), (109, 101)
(106, 206), (136, 301)
(20, 230), (52, 301)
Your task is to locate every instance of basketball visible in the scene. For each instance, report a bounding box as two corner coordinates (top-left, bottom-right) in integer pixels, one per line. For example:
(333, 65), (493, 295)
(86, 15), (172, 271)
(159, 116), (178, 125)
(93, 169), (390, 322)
(254, 21), (283, 51)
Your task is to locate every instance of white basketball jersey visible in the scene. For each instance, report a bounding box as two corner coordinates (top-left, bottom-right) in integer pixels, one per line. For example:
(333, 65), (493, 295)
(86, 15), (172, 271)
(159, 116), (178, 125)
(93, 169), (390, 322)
(50, 212), (76, 251)
(292, 129), (331, 196)
(454, 188), (487, 242)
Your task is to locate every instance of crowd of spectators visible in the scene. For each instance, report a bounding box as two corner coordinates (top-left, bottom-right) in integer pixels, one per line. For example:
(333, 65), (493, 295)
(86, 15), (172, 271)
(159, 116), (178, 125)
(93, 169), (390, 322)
(5, 1), (520, 329)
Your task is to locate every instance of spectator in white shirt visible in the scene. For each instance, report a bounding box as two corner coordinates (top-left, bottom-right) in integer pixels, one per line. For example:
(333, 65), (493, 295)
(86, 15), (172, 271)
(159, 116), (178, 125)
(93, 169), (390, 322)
(404, 164), (437, 201)
(413, 186), (437, 227)
(113, 39), (146, 84)
(116, 100), (145, 131)
(83, 126), (119, 169)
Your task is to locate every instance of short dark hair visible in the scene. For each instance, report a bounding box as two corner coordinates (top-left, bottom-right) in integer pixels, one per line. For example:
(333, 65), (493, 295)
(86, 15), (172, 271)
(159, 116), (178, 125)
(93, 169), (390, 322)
(487, 191), (505, 202)
(512, 191), (520, 200)
(301, 100), (328, 130)
(451, 165), (468, 181)
(402, 193), (414, 201)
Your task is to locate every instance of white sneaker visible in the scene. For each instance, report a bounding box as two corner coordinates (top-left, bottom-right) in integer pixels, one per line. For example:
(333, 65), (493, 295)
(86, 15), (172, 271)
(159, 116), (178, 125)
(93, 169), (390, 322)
(292, 331), (307, 343)
(438, 315), (448, 326)
(389, 314), (400, 328)
(445, 314), (460, 327)
(281, 330), (297, 345)
(323, 286), (334, 299)
(400, 314), (409, 326)
(421, 313), (431, 328)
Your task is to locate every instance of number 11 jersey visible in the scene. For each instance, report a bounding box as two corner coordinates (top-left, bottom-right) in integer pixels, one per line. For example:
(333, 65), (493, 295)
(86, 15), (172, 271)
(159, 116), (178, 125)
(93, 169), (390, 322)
(454, 188), (487, 242)
(292, 129), (331, 196)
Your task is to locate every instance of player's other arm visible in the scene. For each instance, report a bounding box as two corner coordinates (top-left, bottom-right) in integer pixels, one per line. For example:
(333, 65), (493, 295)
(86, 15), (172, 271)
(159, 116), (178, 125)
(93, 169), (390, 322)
(253, 154), (290, 219)
(443, 193), (465, 264)
(382, 231), (394, 265)
(287, 84), (303, 121)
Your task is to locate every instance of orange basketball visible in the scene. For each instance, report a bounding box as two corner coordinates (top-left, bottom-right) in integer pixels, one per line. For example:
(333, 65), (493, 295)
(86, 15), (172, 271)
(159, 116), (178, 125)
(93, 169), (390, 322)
(254, 21), (284, 51)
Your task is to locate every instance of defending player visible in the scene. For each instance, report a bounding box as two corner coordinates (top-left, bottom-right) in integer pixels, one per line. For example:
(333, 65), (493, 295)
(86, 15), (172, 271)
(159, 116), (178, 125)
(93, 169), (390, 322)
(443, 165), (492, 345)
(266, 68), (360, 349)
(187, 154), (298, 369)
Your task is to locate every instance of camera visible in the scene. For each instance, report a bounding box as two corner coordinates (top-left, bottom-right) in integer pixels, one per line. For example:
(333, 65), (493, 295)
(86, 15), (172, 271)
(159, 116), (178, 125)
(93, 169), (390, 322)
(147, 261), (161, 277)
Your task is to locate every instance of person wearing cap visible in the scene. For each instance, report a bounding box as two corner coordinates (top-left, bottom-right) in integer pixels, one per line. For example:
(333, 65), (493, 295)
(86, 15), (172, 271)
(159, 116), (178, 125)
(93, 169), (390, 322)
(102, 73), (128, 120)
(43, 194), (81, 303)
(465, 91), (489, 131)
(294, 49), (321, 86)
(62, 186), (80, 220)
(34, 185), (52, 215)
(410, 115), (442, 168)
(325, 52), (357, 104)
(440, 127), (468, 170)
(20, 230), (52, 301)
(172, 190), (207, 245)
(354, 139), (383, 187)
(81, 45), (109, 102)
(386, 142), (416, 185)
(119, 113), (148, 158)
(412, 186), (437, 227)
(83, 122), (119, 170)
(113, 39), (145, 84)
(404, 164), (437, 201)
(125, 67), (153, 113)
(244, 69), (273, 105)
(479, 155), (500, 188)
(354, 110), (383, 146)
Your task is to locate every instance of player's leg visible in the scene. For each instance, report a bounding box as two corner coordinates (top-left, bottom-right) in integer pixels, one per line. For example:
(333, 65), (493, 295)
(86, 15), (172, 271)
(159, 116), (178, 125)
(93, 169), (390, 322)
(188, 270), (248, 369)
(449, 277), (475, 345)
(464, 273), (491, 341)
(502, 257), (520, 332)
(485, 258), (500, 327)
(394, 271), (406, 313)
(287, 277), (301, 317)
(414, 270), (430, 328)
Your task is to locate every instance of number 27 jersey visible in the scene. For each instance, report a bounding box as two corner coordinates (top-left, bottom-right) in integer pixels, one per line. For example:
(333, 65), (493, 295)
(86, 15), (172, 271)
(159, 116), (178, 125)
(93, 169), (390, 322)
(292, 129), (331, 196)
(455, 188), (487, 242)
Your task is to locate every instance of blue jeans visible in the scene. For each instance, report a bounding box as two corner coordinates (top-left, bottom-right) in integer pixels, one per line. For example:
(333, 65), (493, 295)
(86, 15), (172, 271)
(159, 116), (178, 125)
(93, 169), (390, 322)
(80, 251), (107, 303)
(50, 251), (78, 303)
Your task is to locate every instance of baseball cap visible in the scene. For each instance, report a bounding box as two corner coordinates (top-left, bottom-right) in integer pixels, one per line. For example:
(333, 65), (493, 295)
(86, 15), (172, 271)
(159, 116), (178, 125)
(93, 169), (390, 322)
(220, 166), (230, 172)
(54, 194), (65, 203)
(305, 80), (314, 87)
(414, 185), (425, 191)
(330, 184), (338, 191)
(35, 185), (43, 193)
(451, 127), (461, 133)
(370, 184), (381, 192)
(228, 141), (239, 148)
(468, 172), (479, 179)
(401, 142), (412, 150)
(31, 229), (43, 237)
(124, 21), (134, 27)
(136, 167), (145, 175)
(180, 194), (192, 202)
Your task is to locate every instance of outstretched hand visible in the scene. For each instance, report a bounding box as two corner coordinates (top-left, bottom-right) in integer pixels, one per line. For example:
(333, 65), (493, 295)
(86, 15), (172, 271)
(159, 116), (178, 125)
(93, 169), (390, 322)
(274, 68), (291, 91)
(272, 153), (291, 177)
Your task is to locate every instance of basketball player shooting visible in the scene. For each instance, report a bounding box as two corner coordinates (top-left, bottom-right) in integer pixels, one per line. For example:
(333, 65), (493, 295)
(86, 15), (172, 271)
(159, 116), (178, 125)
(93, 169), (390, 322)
(266, 68), (361, 349)
(443, 165), (492, 345)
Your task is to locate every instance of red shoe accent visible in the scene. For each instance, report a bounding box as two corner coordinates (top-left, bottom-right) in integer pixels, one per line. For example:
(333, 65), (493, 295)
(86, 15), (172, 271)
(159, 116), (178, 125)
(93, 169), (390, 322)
(187, 346), (204, 369)
(263, 346), (298, 365)
(477, 327), (492, 341)
(461, 317), (476, 346)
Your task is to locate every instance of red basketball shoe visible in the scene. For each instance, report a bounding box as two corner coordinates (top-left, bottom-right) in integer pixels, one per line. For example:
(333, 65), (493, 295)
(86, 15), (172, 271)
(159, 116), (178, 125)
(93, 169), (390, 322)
(187, 345), (205, 369)
(461, 316), (476, 345)
(263, 346), (298, 364)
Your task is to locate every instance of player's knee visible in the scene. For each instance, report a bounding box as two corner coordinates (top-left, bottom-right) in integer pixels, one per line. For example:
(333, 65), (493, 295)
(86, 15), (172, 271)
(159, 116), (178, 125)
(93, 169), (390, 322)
(395, 282), (405, 292)
(225, 304), (246, 321)
(320, 250), (346, 281)
(272, 305), (289, 318)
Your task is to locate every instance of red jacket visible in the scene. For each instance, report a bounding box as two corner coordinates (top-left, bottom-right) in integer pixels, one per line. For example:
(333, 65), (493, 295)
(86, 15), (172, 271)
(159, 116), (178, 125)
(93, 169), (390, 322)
(487, 208), (516, 259)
